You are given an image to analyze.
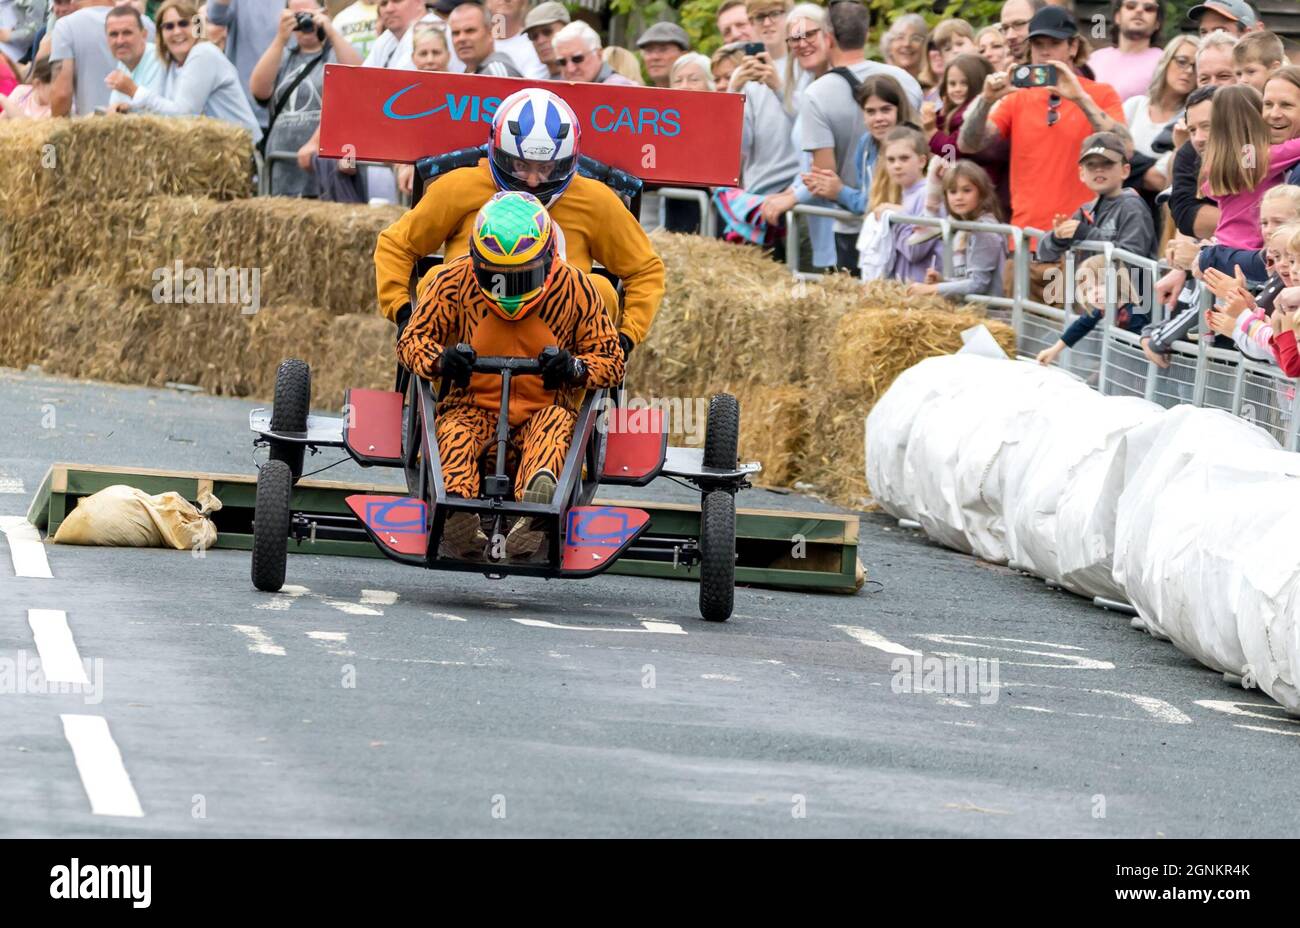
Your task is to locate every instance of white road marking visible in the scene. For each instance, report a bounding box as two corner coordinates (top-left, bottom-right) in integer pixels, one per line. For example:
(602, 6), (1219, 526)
(512, 618), (687, 635)
(1012, 705), (1054, 713)
(427, 612), (467, 622)
(917, 633), (1115, 670)
(701, 673), (741, 682)
(1083, 689), (1191, 725)
(322, 599), (382, 617)
(255, 584), (310, 611)
(1234, 724), (1300, 737)
(60, 714), (144, 818)
(229, 624), (286, 656)
(360, 589), (398, 606)
(1194, 699), (1300, 724)
(0, 516), (52, 579)
(483, 601), (519, 609)
(936, 697), (972, 708)
(0, 476), (24, 494)
(306, 630), (354, 656)
(27, 609), (89, 685)
(833, 625), (920, 656)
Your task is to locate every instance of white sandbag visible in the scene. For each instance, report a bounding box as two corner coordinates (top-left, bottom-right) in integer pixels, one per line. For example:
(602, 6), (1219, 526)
(1112, 406), (1279, 643)
(1198, 452), (1300, 709)
(866, 354), (995, 520)
(53, 484), (221, 551)
(1053, 396), (1164, 599)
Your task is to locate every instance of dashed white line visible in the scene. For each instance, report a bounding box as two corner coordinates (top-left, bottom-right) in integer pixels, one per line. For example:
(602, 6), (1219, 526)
(512, 618), (687, 635)
(427, 612), (467, 622)
(60, 714), (144, 818)
(229, 624), (286, 656)
(1, 516), (53, 579)
(0, 476), (24, 494)
(833, 625), (920, 656)
(1234, 724), (1300, 738)
(322, 599), (383, 617)
(360, 589), (398, 606)
(27, 609), (89, 685)
(255, 584), (310, 611)
(306, 630), (354, 656)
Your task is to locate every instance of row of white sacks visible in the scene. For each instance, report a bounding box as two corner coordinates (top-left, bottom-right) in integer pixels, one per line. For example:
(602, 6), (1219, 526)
(865, 350), (1300, 711)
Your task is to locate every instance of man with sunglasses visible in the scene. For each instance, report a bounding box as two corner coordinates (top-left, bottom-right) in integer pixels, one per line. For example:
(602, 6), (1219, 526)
(1089, 0), (1165, 102)
(960, 6), (1125, 241)
(49, 0), (155, 116)
(551, 20), (635, 85)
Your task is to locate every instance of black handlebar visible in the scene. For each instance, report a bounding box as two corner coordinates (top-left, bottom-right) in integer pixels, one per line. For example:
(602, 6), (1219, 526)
(471, 355), (545, 375)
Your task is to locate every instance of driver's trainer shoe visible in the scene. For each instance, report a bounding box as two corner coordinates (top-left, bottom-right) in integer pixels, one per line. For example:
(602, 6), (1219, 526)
(505, 469), (556, 558)
(440, 511), (488, 559)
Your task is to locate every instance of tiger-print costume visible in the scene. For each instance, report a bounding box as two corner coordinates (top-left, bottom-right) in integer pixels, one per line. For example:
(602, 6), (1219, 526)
(396, 254), (624, 500)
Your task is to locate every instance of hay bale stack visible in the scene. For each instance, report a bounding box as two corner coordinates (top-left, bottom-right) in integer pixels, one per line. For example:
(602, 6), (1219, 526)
(0, 117), (252, 219)
(640, 232), (1015, 503)
(0, 275), (391, 402)
(1, 196), (403, 317)
(805, 298), (1017, 505)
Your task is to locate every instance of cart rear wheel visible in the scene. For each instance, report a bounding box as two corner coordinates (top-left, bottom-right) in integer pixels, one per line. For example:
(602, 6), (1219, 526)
(269, 359), (311, 480)
(699, 489), (735, 622)
(252, 459), (292, 592)
(703, 393), (739, 470)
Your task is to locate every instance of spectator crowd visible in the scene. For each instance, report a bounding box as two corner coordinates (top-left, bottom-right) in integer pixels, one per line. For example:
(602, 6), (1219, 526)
(2, 0), (1299, 383)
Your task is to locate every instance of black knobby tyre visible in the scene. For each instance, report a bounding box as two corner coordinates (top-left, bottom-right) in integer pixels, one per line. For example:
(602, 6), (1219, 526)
(698, 489), (736, 622)
(703, 393), (740, 470)
(251, 459), (292, 592)
(269, 358), (311, 480)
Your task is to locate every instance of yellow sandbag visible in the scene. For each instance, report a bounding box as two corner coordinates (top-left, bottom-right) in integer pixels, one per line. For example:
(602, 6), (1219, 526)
(53, 485), (221, 550)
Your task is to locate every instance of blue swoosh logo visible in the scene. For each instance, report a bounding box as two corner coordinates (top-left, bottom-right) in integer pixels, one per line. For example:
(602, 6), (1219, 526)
(383, 84), (447, 120)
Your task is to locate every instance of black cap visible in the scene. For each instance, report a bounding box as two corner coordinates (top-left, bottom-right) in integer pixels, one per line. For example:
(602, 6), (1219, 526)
(1027, 6), (1079, 40)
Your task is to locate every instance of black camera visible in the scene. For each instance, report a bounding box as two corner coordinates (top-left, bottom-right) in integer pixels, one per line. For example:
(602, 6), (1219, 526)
(294, 11), (315, 31)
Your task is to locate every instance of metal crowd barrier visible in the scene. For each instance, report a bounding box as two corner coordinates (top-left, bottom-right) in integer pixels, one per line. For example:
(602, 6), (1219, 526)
(654, 186), (717, 238)
(784, 206), (1300, 451)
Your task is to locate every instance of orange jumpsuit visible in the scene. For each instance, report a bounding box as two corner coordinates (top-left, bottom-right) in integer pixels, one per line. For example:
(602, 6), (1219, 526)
(396, 254), (624, 500)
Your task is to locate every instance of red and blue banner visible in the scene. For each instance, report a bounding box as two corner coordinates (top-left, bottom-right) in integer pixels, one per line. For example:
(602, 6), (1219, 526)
(318, 66), (743, 188)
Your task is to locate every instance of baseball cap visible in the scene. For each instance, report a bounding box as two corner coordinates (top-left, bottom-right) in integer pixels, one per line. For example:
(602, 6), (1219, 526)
(636, 21), (691, 50)
(525, 2), (570, 33)
(1188, 0), (1259, 29)
(1027, 6), (1079, 40)
(1078, 132), (1127, 164)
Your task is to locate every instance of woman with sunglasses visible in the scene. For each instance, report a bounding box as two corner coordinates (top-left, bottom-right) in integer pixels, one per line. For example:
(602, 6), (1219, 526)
(1124, 35), (1199, 162)
(125, 0), (261, 143)
(1088, 0), (1166, 102)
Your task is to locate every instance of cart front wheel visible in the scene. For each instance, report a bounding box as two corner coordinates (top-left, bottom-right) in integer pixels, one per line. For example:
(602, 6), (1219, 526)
(252, 459), (292, 592)
(269, 358), (311, 481)
(699, 489), (736, 622)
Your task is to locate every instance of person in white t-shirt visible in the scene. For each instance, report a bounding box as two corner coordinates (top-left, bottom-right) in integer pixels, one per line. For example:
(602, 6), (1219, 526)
(485, 0), (546, 79)
(362, 0), (423, 69)
(332, 0), (378, 59)
(1088, 0), (1165, 101)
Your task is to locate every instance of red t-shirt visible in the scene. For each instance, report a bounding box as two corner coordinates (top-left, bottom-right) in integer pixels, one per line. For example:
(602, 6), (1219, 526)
(990, 76), (1126, 235)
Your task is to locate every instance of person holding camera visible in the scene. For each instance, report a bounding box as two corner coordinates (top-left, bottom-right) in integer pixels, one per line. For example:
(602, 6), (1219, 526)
(249, 0), (360, 197)
(958, 6), (1125, 256)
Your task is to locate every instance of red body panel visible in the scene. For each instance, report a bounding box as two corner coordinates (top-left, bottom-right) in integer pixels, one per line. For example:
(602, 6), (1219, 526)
(561, 505), (649, 574)
(318, 66), (743, 187)
(346, 494), (429, 558)
(601, 406), (667, 482)
(344, 388), (404, 464)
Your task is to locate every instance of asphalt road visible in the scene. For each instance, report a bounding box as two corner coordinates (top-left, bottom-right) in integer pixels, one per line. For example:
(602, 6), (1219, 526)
(1, 366), (1298, 838)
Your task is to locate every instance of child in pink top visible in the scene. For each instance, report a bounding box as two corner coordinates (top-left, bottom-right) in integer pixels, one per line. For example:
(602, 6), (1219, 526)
(1201, 84), (1300, 249)
(0, 59), (53, 119)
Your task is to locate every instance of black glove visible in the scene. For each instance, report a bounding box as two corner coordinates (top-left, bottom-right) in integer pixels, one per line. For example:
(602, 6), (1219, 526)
(439, 343), (476, 388)
(538, 347), (586, 390)
(618, 333), (634, 360)
(395, 303), (412, 341)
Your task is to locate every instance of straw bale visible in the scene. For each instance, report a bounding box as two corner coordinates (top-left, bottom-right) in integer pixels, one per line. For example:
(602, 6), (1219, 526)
(0, 116), (252, 220)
